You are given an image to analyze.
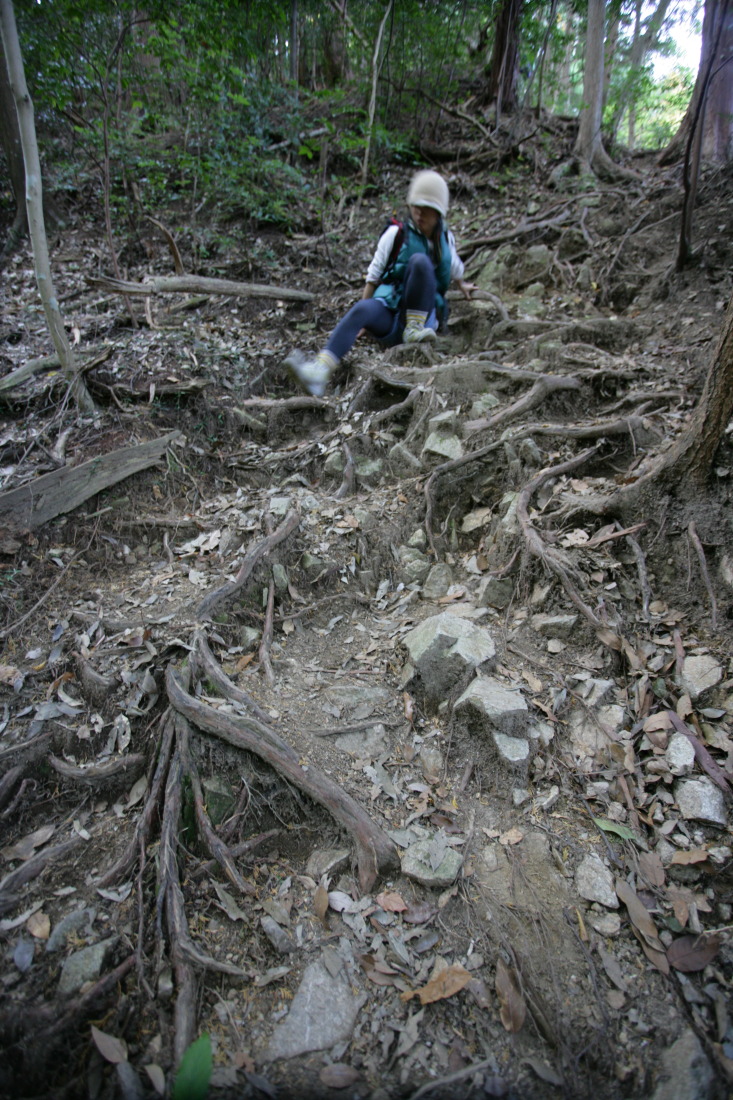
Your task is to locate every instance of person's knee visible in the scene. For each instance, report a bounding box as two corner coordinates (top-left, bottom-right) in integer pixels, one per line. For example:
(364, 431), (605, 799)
(407, 253), (432, 277)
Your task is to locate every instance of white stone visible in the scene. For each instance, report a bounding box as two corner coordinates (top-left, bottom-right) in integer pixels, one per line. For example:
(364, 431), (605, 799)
(454, 677), (528, 736)
(422, 431), (464, 460)
(588, 911), (621, 936)
(266, 961), (365, 1059)
(665, 732), (695, 777)
(575, 853), (618, 909)
(678, 654), (723, 700)
(675, 777), (728, 826)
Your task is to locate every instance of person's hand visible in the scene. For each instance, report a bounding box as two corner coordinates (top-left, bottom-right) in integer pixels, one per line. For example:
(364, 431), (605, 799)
(458, 279), (478, 300)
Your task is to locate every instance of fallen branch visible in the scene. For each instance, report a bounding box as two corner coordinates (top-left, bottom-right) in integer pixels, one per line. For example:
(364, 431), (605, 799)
(0, 430), (183, 530)
(87, 273), (314, 303)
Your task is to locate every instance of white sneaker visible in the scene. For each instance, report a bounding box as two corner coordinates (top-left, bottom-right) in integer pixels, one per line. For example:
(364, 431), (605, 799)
(285, 351), (331, 397)
(403, 324), (437, 345)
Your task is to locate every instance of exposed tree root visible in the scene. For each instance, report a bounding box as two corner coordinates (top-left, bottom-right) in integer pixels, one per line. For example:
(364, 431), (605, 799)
(165, 665), (398, 891)
(516, 446), (604, 628)
(197, 508), (301, 619)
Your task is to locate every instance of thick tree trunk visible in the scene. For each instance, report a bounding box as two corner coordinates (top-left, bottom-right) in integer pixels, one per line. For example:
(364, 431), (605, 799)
(0, 0), (95, 413)
(573, 0), (634, 180)
(654, 290), (733, 488)
(484, 0), (523, 116)
(659, 0), (733, 165)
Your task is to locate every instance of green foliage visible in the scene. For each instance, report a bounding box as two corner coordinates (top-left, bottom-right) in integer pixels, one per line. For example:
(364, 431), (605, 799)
(172, 1033), (212, 1100)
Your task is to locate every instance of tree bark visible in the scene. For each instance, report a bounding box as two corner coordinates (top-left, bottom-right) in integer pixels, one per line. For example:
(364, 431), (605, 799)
(573, 0), (635, 180)
(659, 0), (733, 165)
(484, 0), (523, 116)
(0, 33), (26, 260)
(0, 0), (95, 412)
(653, 290), (733, 489)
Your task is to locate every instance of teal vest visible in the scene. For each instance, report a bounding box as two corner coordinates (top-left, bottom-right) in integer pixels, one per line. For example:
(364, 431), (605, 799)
(374, 221), (452, 313)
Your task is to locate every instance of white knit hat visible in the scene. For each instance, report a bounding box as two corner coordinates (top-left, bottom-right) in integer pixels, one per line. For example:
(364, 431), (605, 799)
(407, 170), (449, 216)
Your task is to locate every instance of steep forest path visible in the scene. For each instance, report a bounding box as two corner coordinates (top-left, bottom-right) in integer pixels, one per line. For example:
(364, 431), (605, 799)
(0, 151), (732, 1100)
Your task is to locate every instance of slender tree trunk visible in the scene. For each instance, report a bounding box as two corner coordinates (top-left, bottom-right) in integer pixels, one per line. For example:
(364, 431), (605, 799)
(350, 0), (392, 227)
(289, 0), (299, 85)
(0, 0), (95, 413)
(573, 0), (633, 180)
(0, 31), (26, 261)
(602, 0), (622, 113)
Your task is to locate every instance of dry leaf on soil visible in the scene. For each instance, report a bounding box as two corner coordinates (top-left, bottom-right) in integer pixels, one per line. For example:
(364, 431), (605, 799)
(375, 891), (407, 913)
(615, 878), (669, 975)
(670, 848), (709, 866)
(319, 1064), (360, 1089)
(667, 935), (721, 973)
(401, 962), (472, 1005)
(1, 824), (56, 862)
(495, 957), (526, 1033)
(26, 911), (50, 940)
(91, 1025), (128, 1064)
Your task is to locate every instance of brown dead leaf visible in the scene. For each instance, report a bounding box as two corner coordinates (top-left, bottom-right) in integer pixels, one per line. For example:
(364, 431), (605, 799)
(313, 883), (329, 926)
(319, 1064), (360, 1089)
(403, 693), (415, 724)
(26, 911), (50, 940)
(638, 851), (665, 888)
(2, 824), (56, 862)
(670, 848), (709, 866)
(401, 962), (472, 1005)
(359, 953), (400, 987)
(375, 891), (407, 913)
(676, 694), (693, 719)
(667, 935), (721, 973)
(403, 901), (437, 925)
(643, 712), (672, 733)
(615, 878), (669, 975)
(495, 957), (526, 1033)
(499, 827), (524, 847)
(235, 653), (256, 671)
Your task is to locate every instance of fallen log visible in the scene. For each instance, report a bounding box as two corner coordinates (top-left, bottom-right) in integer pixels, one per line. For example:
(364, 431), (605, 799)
(0, 430), (182, 529)
(87, 273), (314, 303)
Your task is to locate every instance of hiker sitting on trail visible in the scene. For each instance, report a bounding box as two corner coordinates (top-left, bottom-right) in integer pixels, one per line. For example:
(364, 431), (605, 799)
(286, 169), (476, 397)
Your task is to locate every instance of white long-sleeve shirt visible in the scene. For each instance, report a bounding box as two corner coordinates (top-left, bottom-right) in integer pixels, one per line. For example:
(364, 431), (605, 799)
(366, 224), (465, 286)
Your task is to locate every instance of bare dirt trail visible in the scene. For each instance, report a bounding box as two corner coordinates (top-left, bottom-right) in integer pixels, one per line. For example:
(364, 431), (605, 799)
(0, 151), (732, 1100)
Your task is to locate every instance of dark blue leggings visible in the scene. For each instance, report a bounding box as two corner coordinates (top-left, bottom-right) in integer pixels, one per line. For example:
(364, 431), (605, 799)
(326, 253), (437, 359)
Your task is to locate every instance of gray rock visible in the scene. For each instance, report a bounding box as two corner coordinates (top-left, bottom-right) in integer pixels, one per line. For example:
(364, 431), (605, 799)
(398, 547), (430, 584)
(567, 704), (625, 763)
(454, 677), (528, 737)
(469, 393), (500, 418)
(531, 613), (579, 639)
(477, 576), (514, 610)
(675, 777), (728, 826)
(388, 443), (422, 475)
(46, 908), (96, 953)
(650, 1028), (714, 1100)
(260, 915), (294, 955)
(428, 410), (460, 433)
(58, 937), (117, 996)
(355, 457), (383, 483)
(575, 854), (618, 909)
(305, 849), (351, 879)
(665, 732), (695, 777)
(677, 655), (723, 700)
(588, 912), (621, 936)
(301, 552), (328, 577)
(268, 496), (292, 516)
(335, 723), (389, 759)
(422, 431), (464, 461)
(272, 563), (289, 592)
(265, 960), (365, 1060)
(407, 528), (427, 550)
(401, 839), (463, 887)
(422, 564), (453, 600)
(240, 626), (260, 648)
(491, 733), (531, 770)
(202, 776), (234, 826)
(401, 613), (496, 707)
